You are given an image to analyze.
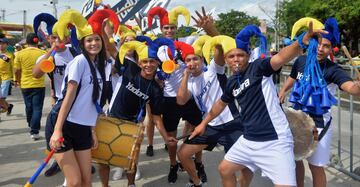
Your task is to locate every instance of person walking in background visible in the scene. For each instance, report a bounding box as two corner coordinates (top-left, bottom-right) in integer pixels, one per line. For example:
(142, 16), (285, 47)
(13, 33), (46, 140)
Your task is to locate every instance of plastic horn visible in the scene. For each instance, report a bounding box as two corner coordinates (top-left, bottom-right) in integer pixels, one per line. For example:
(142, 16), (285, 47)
(342, 46), (360, 80)
(39, 50), (56, 73)
(299, 84), (313, 105)
(162, 60), (186, 74)
(24, 137), (64, 187)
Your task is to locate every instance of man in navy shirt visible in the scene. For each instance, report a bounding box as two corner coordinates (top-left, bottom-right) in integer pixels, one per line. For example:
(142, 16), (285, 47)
(189, 23), (330, 187)
(279, 18), (360, 187)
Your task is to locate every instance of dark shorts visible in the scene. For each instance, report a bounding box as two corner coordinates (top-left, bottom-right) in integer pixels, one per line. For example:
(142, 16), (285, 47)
(162, 97), (202, 132)
(45, 104), (92, 152)
(184, 118), (243, 153)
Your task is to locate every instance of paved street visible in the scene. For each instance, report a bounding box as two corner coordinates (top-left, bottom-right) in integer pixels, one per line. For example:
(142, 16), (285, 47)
(1, 84), (360, 187)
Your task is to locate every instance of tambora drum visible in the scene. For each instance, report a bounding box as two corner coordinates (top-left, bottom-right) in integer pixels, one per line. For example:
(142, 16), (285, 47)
(92, 116), (145, 173)
(283, 107), (318, 160)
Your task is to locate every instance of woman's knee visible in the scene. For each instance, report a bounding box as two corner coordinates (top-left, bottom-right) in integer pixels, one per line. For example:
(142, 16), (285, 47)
(66, 178), (82, 187)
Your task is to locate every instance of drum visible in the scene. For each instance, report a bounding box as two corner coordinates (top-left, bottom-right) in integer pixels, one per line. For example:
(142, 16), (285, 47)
(283, 107), (318, 161)
(92, 116), (145, 173)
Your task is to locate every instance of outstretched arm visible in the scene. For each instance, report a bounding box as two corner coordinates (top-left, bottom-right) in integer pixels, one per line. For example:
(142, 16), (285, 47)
(340, 81), (360, 97)
(189, 99), (228, 139)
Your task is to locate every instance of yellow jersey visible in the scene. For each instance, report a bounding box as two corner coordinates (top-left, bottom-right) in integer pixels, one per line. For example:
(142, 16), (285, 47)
(0, 51), (14, 81)
(13, 47), (46, 88)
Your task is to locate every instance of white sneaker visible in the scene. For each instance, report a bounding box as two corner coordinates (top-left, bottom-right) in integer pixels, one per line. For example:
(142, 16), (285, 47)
(30, 134), (40, 141)
(112, 167), (124, 180)
(128, 185), (136, 187)
(135, 166), (141, 181)
(62, 178), (67, 187)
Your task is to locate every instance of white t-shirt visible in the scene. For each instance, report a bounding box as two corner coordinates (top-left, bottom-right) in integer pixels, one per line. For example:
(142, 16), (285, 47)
(36, 47), (76, 98)
(188, 61), (234, 126)
(59, 54), (103, 126)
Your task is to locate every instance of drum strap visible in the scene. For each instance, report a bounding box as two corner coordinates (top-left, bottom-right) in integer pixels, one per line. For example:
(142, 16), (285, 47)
(318, 117), (332, 141)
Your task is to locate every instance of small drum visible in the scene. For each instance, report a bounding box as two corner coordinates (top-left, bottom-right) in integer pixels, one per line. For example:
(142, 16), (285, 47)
(92, 116), (145, 173)
(283, 107), (318, 161)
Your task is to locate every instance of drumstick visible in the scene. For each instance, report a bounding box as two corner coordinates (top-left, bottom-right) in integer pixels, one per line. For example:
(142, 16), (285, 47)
(342, 46), (360, 80)
(24, 137), (64, 187)
(176, 134), (191, 140)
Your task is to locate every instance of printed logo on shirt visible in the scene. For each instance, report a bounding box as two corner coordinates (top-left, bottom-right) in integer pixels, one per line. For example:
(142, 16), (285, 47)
(54, 65), (66, 75)
(196, 80), (212, 101)
(125, 82), (149, 100)
(296, 72), (303, 80)
(232, 78), (250, 97)
(0, 54), (9, 62)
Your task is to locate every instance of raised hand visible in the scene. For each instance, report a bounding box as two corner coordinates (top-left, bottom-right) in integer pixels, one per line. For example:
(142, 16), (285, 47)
(191, 6), (219, 36)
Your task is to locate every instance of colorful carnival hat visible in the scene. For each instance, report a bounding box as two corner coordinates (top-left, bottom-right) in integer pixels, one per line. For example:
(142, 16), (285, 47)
(291, 17), (324, 40)
(33, 13), (57, 40)
(52, 9), (93, 40)
(119, 37), (175, 64)
(321, 17), (340, 46)
(147, 6), (190, 29)
(88, 8), (119, 37)
(203, 25), (267, 64)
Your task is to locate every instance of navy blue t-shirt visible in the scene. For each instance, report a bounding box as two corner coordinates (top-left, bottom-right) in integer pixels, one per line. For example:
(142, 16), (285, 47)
(290, 55), (352, 127)
(221, 58), (291, 142)
(110, 57), (163, 122)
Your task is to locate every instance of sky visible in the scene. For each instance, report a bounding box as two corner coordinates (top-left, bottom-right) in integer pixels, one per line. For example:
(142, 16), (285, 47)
(1, 0), (277, 26)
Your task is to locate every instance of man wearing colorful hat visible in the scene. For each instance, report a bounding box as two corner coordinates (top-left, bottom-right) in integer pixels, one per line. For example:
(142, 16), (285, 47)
(174, 35), (246, 187)
(189, 24), (328, 186)
(147, 6), (219, 183)
(279, 17), (360, 187)
(13, 33), (46, 141)
(102, 38), (178, 187)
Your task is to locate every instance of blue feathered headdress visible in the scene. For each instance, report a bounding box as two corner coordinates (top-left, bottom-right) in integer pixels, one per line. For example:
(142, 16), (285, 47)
(235, 25), (267, 57)
(33, 13), (57, 37)
(321, 17), (340, 46)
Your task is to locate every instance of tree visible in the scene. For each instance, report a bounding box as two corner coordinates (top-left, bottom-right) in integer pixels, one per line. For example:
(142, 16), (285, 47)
(175, 26), (197, 38)
(278, 0), (360, 55)
(215, 10), (260, 38)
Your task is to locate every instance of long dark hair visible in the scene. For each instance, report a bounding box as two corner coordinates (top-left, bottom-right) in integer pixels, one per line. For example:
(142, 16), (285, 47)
(79, 34), (107, 104)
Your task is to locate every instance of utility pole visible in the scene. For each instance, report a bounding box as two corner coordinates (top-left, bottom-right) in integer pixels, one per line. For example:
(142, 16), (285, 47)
(50, 0), (58, 19)
(1, 9), (5, 22)
(23, 10), (27, 38)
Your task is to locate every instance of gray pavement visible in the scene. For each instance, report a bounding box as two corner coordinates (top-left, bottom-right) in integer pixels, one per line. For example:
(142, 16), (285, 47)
(1, 85), (360, 187)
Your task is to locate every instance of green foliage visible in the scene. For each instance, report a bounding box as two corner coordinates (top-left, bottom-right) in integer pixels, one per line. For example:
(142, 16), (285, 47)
(278, 0), (360, 55)
(215, 10), (260, 38)
(175, 26), (197, 38)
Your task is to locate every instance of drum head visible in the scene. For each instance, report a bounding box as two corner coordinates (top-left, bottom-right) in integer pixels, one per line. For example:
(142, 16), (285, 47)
(284, 107), (317, 160)
(92, 116), (145, 172)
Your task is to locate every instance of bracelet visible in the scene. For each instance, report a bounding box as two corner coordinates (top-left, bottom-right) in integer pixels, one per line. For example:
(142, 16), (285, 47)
(297, 32), (308, 50)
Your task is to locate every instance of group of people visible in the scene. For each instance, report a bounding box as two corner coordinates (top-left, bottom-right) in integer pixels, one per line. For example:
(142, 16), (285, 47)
(1, 3), (360, 187)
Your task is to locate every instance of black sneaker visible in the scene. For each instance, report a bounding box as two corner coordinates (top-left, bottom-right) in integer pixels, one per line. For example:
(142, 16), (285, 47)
(6, 104), (13, 115)
(146, 145), (154, 157)
(178, 161), (185, 172)
(186, 181), (202, 187)
(91, 165), (96, 174)
(167, 163), (179, 183)
(44, 161), (61, 177)
(195, 162), (207, 183)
